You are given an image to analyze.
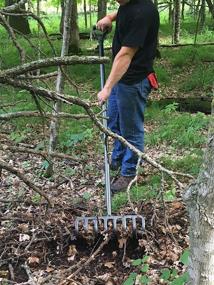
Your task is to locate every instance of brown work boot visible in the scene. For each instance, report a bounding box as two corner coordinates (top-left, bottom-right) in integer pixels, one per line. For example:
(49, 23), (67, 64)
(111, 175), (135, 194)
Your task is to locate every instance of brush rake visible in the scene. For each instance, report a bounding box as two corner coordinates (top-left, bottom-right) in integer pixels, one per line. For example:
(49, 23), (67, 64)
(75, 26), (145, 234)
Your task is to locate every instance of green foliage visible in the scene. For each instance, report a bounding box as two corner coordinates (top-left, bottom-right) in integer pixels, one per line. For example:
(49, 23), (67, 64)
(180, 64), (214, 92)
(123, 273), (138, 285)
(180, 249), (189, 266)
(60, 128), (93, 149)
(124, 256), (150, 285)
(161, 151), (203, 176)
(146, 109), (209, 148)
(32, 193), (42, 204)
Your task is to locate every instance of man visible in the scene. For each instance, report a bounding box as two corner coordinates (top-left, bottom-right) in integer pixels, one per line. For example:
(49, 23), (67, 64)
(97, 0), (159, 193)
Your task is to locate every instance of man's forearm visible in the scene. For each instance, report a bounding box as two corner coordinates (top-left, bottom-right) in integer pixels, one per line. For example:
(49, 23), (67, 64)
(104, 47), (138, 91)
(106, 12), (117, 22)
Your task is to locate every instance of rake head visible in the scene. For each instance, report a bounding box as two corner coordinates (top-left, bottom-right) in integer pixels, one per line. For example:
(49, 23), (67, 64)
(75, 214), (145, 233)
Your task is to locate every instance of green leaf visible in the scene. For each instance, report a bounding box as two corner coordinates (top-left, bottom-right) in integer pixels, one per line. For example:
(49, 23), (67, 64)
(142, 255), (149, 263)
(123, 273), (137, 285)
(160, 268), (171, 280)
(41, 160), (49, 170)
(171, 269), (178, 277)
(64, 167), (76, 176)
(140, 275), (150, 284)
(83, 192), (91, 200)
(141, 264), (149, 273)
(180, 249), (189, 266)
(132, 259), (142, 266)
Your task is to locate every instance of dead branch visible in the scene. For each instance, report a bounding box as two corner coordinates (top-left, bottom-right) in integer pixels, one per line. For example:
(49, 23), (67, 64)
(0, 111), (89, 120)
(0, 13), (25, 63)
(0, 158), (52, 206)
(160, 42), (214, 48)
(0, 77), (194, 187)
(0, 56), (110, 77)
(18, 71), (58, 80)
(2, 144), (83, 162)
(0, 100), (27, 108)
(1, 0), (28, 12)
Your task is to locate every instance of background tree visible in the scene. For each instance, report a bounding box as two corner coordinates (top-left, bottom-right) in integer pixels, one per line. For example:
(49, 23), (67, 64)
(69, 0), (80, 53)
(5, 0), (31, 34)
(172, 0), (181, 44)
(97, 0), (107, 21)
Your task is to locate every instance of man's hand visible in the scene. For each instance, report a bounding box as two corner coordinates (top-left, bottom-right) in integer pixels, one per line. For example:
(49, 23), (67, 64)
(97, 86), (111, 105)
(96, 15), (112, 31)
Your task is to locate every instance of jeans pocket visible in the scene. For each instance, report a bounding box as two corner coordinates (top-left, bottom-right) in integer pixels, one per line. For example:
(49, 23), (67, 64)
(140, 78), (152, 101)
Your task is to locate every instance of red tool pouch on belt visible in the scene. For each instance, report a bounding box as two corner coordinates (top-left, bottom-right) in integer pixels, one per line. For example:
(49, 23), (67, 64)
(147, 73), (158, 90)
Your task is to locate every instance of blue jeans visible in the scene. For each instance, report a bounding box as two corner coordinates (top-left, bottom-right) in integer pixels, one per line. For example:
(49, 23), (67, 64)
(107, 78), (151, 176)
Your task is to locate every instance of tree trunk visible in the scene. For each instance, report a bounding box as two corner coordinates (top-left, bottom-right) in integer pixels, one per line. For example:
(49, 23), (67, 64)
(172, 0), (181, 44)
(169, 0), (173, 23)
(181, 0), (185, 19)
(60, 0), (65, 34)
(199, 0), (206, 30)
(89, 0), (92, 28)
(69, 0), (80, 54)
(48, 0), (72, 176)
(83, 0), (87, 29)
(97, 0), (107, 21)
(205, 0), (214, 18)
(5, 0), (31, 35)
(184, 100), (214, 285)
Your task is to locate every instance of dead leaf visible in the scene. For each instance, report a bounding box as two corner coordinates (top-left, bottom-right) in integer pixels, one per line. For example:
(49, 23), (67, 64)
(19, 234), (30, 242)
(28, 256), (40, 267)
(104, 261), (115, 268)
(18, 223), (29, 232)
(46, 266), (54, 273)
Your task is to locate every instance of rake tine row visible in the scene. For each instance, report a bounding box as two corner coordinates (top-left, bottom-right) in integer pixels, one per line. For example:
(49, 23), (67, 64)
(75, 215), (145, 233)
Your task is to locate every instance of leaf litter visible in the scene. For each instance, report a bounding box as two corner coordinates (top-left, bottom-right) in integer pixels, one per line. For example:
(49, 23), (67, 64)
(0, 118), (197, 285)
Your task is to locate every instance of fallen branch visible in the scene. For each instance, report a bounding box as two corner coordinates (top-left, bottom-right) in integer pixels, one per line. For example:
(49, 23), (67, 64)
(18, 71), (58, 80)
(0, 77), (194, 187)
(0, 159), (52, 206)
(0, 56), (110, 77)
(0, 100), (27, 109)
(0, 111), (89, 120)
(2, 144), (83, 162)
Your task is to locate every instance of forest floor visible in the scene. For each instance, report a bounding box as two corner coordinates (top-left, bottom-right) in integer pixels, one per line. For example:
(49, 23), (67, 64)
(0, 112), (195, 285)
(0, 43), (213, 284)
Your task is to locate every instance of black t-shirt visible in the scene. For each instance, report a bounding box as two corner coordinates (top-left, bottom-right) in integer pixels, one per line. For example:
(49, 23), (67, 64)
(112, 0), (159, 84)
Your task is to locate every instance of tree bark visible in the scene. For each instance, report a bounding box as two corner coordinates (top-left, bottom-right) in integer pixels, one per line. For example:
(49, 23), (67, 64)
(97, 0), (107, 21)
(5, 0), (31, 35)
(199, 0), (206, 30)
(172, 0), (181, 44)
(83, 0), (87, 29)
(184, 100), (214, 285)
(205, 0), (214, 18)
(69, 0), (80, 54)
(48, 0), (72, 175)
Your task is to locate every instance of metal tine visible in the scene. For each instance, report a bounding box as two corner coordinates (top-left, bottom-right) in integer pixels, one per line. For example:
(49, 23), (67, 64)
(83, 218), (89, 231)
(93, 218), (99, 232)
(103, 217), (108, 231)
(122, 217), (127, 229)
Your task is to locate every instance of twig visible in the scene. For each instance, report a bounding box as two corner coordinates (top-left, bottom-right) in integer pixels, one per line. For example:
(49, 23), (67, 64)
(59, 233), (111, 285)
(21, 263), (37, 285)
(0, 13), (25, 63)
(1, 144), (82, 162)
(126, 156), (142, 213)
(0, 158), (52, 206)
(8, 263), (15, 281)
